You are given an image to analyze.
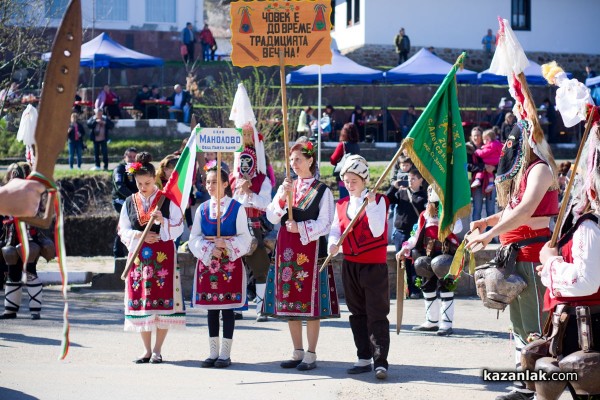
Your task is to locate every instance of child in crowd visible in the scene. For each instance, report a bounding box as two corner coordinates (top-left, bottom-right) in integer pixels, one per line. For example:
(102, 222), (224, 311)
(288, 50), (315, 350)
(396, 186), (461, 336)
(387, 168), (427, 299)
(188, 163), (252, 368)
(471, 129), (503, 194)
(390, 154), (413, 189)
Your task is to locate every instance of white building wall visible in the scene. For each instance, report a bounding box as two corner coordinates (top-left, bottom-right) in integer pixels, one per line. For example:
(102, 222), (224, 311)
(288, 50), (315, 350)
(42, 0), (203, 33)
(333, 0), (599, 55)
(331, 0), (366, 50)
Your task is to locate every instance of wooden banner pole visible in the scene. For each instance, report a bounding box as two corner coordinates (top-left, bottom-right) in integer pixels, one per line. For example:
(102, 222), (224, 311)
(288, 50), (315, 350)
(217, 151), (222, 238)
(279, 50), (294, 221)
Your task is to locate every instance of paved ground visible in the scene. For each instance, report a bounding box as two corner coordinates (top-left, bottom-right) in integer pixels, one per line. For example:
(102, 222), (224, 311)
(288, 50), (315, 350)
(1, 278), (571, 400)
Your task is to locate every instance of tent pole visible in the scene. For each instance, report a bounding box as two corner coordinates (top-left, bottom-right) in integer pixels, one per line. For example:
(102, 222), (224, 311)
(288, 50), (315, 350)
(317, 66), (322, 167)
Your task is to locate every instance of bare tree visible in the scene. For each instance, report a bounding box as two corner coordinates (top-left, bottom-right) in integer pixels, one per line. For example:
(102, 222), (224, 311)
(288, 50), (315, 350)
(0, 0), (53, 119)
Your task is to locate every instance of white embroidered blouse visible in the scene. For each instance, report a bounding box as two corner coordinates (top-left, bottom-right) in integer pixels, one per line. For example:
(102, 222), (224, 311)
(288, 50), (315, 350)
(266, 177), (334, 246)
(188, 196), (252, 267)
(541, 217), (600, 298)
(118, 189), (184, 252)
(328, 189), (387, 255)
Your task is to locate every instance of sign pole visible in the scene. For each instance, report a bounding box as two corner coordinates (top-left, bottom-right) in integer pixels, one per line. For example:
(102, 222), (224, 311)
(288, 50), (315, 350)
(279, 50), (294, 221)
(216, 151), (222, 237)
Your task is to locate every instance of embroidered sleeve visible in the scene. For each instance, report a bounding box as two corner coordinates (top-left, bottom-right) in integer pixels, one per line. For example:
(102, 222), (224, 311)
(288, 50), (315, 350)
(298, 188), (334, 245)
(224, 206), (252, 262)
(239, 178), (272, 211)
(540, 220), (600, 298)
(188, 206), (216, 266)
(117, 203), (140, 252)
(159, 202), (184, 242)
(266, 185), (287, 224)
(327, 207), (342, 255)
(366, 196), (387, 238)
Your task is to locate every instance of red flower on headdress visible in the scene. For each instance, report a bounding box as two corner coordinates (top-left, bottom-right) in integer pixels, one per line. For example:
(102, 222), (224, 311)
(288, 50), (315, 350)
(127, 162), (143, 174)
(302, 141), (315, 157)
(258, 133), (264, 141)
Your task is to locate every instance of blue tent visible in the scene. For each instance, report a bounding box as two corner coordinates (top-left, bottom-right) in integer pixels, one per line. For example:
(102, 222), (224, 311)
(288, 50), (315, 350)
(478, 60), (572, 85)
(385, 48), (478, 84)
(586, 76), (600, 105)
(286, 50), (384, 85)
(42, 32), (164, 68)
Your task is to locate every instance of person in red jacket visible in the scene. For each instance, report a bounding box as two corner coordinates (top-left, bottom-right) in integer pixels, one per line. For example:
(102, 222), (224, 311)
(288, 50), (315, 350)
(328, 155), (391, 380)
(471, 129), (503, 194)
(199, 24), (216, 62)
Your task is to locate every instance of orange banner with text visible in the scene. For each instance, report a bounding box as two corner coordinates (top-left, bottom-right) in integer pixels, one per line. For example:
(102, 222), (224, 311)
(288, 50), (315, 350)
(230, 0), (332, 67)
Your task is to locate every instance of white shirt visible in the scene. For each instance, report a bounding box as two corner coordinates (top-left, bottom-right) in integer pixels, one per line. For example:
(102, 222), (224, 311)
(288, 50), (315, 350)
(267, 178), (334, 246)
(541, 217), (600, 298)
(328, 189), (387, 255)
(188, 196), (252, 266)
(173, 92), (183, 108)
(118, 189), (184, 251)
(232, 176), (272, 211)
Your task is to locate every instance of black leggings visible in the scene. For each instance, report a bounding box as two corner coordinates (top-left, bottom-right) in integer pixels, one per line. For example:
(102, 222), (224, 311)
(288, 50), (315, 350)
(207, 309), (235, 339)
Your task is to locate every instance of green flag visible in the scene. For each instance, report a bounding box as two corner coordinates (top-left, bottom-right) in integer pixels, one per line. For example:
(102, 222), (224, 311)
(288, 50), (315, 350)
(402, 52), (471, 242)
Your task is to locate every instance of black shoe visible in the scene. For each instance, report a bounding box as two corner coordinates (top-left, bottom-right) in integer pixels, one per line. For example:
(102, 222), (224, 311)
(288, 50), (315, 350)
(214, 358), (231, 368)
(411, 324), (439, 332)
(296, 361), (317, 371)
(234, 312), (243, 320)
(201, 358), (217, 368)
(134, 357), (151, 364)
(375, 367), (388, 380)
(494, 390), (534, 400)
(437, 327), (453, 336)
(280, 359), (302, 369)
(149, 354), (162, 364)
(256, 314), (268, 322)
(409, 293), (423, 299)
(31, 314), (41, 320)
(0, 313), (17, 320)
(347, 365), (372, 374)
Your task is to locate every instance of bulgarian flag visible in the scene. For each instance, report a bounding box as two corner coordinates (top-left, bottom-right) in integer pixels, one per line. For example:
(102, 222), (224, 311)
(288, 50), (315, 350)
(401, 52), (471, 242)
(163, 128), (198, 213)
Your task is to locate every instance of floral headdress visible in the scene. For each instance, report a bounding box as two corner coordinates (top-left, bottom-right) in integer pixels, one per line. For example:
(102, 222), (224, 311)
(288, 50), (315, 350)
(301, 141), (315, 157)
(127, 162), (143, 174)
(203, 160), (218, 172)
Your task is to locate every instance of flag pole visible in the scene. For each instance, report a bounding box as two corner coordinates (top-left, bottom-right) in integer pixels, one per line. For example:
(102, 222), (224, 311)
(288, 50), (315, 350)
(216, 151), (222, 237)
(279, 49), (294, 221)
(549, 107), (596, 247)
(319, 141), (408, 272)
(121, 196), (166, 280)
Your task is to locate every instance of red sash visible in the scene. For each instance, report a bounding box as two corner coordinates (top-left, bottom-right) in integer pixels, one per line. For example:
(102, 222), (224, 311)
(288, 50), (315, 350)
(126, 240), (176, 313)
(194, 254), (246, 309)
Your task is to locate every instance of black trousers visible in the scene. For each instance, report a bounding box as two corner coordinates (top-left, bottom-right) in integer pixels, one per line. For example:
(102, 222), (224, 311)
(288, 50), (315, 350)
(342, 260), (390, 369)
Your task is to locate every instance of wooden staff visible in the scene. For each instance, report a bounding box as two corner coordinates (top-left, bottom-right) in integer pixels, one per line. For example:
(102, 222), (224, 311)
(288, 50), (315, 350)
(396, 258), (405, 335)
(217, 152), (222, 237)
(549, 107), (597, 247)
(121, 196), (166, 280)
(319, 141), (409, 272)
(279, 49), (294, 221)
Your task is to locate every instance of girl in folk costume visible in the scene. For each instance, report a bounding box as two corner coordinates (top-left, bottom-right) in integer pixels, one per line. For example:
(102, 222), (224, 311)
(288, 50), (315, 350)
(327, 155), (391, 380)
(188, 164), (252, 368)
(230, 122), (272, 322)
(397, 186), (462, 336)
(0, 162), (55, 320)
(118, 152), (185, 364)
(264, 142), (340, 371)
(466, 19), (560, 400)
